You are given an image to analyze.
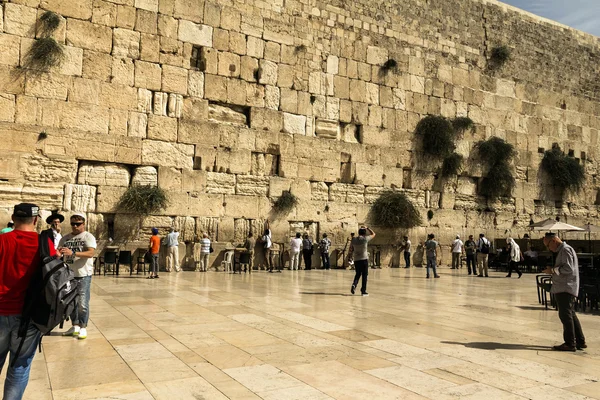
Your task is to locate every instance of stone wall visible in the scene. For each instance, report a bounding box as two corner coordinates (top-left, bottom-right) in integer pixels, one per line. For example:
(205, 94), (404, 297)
(1, 0), (599, 266)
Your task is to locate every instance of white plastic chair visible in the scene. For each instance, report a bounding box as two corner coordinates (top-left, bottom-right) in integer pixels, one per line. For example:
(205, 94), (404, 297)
(221, 250), (234, 273)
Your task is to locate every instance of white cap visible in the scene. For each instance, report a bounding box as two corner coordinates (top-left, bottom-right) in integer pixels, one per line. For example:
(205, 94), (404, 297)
(71, 212), (86, 221)
(456, 234), (460, 238)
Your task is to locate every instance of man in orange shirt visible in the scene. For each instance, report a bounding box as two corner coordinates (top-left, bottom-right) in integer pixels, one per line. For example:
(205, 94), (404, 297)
(148, 228), (160, 279)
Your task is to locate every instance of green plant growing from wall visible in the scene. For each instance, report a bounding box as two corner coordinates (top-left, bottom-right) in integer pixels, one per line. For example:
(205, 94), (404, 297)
(451, 117), (474, 133)
(379, 59), (398, 75)
(25, 37), (65, 71)
(273, 191), (298, 214)
(489, 45), (511, 69)
(39, 11), (61, 37)
(427, 210), (434, 221)
(541, 145), (585, 193)
(118, 185), (169, 215)
(416, 115), (456, 158)
(441, 153), (463, 177)
(476, 137), (516, 199)
(369, 191), (422, 229)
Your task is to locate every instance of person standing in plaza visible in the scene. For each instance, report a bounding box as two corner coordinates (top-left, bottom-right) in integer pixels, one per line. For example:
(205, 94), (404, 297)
(506, 237), (523, 278)
(148, 227), (160, 278)
(465, 235), (477, 275)
(165, 227), (181, 272)
(289, 232), (302, 270)
(262, 220), (274, 272)
(400, 236), (411, 268)
(350, 226), (375, 296)
(0, 204), (54, 399)
(319, 233), (332, 270)
(59, 213), (96, 340)
(425, 234), (441, 278)
(451, 235), (464, 269)
(243, 232), (256, 272)
(302, 233), (313, 270)
(199, 233), (211, 272)
(542, 233), (586, 351)
(46, 212), (64, 249)
(476, 233), (490, 277)
(1, 221), (14, 234)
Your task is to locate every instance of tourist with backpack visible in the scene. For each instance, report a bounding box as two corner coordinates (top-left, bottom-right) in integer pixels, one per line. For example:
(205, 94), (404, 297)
(0, 203), (57, 400)
(425, 234), (441, 279)
(476, 233), (490, 277)
(59, 213), (96, 340)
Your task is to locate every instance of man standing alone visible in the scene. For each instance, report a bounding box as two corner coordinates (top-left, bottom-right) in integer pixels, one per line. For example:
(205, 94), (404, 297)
(451, 235), (463, 269)
(401, 236), (411, 268)
(465, 235), (477, 275)
(148, 228), (160, 278)
(59, 213), (96, 340)
(289, 233), (302, 271)
(350, 226), (375, 296)
(476, 233), (490, 277)
(543, 233), (586, 351)
(165, 227), (181, 272)
(199, 233), (211, 272)
(425, 234), (441, 279)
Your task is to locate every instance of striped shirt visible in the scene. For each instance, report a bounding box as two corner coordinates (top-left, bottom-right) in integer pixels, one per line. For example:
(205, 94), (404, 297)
(200, 238), (211, 253)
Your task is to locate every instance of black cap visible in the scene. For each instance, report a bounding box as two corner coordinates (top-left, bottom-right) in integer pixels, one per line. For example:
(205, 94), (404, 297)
(46, 213), (64, 224)
(14, 203), (40, 218)
(544, 232), (557, 239)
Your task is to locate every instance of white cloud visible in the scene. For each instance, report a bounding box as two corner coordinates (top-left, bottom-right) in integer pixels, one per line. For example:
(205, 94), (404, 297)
(502, 0), (600, 36)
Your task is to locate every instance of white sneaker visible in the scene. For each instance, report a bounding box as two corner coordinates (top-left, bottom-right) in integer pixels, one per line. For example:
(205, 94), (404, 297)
(78, 328), (87, 339)
(63, 326), (80, 336)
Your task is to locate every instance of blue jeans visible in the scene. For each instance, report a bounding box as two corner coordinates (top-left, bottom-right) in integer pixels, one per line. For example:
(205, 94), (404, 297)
(321, 251), (330, 269)
(404, 251), (411, 268)
(426, 256), (438, 277)
(71, 276), (92, 328)
(0, 315), (41, 400)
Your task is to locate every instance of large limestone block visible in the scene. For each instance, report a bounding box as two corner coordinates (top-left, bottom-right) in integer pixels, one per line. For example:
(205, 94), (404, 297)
(147, 115), (177, 141)
(204, 74), (227, 102)
(206, 172), (236, 194)
(258, 60), (277, 86)
(196, 216), (219, 239)
(208, 103), (246, 126)
(158, 166), (183, 190)
(41, 0), (92, 19)
(128, 112), (148, 138)
(250, 108), (282, 132)
(366, 46), (388, 65)
(173, 216), (195, 241)
(314, 119), (339, 139)
(63, 184), (96, 212)
(224, 195), (259, 218)
(188, 70), (204, 98)
(162, 65), (188, 94)
(310, 181), (329, 201)
(142, 140), (194, 170)
(187, 193), (224, 217)
(264, 85), (280, 110)
(236, 175), (269, 196)
(66, 19), (113, 53)
(113, 28), (141, 58)
(0, 94), (15, 122)
(282, 113), (306, 135)
(178, 20), (212, 47)
(0, 34), (21, 66)
(131, 166), (158, 186)
(134, 60), (162, 90)
(20, 154), (78, 183)
(167, 94), (183, 118)
(96, 185), (127, 213)
(4, 3), (36, 37)
(79, 163), (130, 187)
(355, 163), (384, 186)
(153, 92), (168, 115)
(19, 184), (64, 210)
(135, 0), (158, 12)
(182, 169), (205, 191)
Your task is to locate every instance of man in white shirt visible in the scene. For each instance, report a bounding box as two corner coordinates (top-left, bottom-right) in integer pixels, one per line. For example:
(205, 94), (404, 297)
(165, 227), (181, 272)
(401, 236), (411, 268)
(451, 235), (464, 270)
(289, 232), (302, 270)
(46, 212), (64, 249)
(59, 213), (96, 340)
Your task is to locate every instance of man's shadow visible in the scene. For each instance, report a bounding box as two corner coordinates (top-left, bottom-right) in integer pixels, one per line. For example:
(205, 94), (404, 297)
(299, 292), (354, 296)
(442, 341), (553, 351)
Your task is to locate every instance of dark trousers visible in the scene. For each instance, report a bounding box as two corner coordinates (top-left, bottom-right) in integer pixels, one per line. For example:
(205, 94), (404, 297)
(466, 254), (476, 274)
(352, 259), (369, 293)
(507, 261), (521, 276)
(403, 252), (411, 268)
(302, 249), (312, 270)
(555, 292), (585, 347)
(321, 251), (330, 269)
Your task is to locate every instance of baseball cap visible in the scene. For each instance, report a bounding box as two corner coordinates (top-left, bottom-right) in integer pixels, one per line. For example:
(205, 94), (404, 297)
(14, 203), (40, 218)
(71, 212), (86, 221)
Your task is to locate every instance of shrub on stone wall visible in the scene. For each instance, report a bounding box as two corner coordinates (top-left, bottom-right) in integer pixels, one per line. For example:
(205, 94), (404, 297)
(441, 153), (463, 177)
(25, 37), (65, 71)
(477, 137), (516, 199)
(39, 11), (61, 37)
(541, 145), (585, 193)
(118, 185), (169, 215)
(369, 192), (422, 229)
(490, 45), (511, 68)
(273, 191), (298, 214)
(452, 117), (474, 133)
(380, 59), (398, 75)
(416, 115), (456, 158)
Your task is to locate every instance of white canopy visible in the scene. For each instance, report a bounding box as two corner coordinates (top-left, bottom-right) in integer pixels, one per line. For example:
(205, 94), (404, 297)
(529, 218), (584, 232)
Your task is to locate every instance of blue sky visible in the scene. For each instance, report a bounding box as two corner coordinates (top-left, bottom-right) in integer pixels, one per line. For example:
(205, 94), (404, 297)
(501, 0), (600, 37)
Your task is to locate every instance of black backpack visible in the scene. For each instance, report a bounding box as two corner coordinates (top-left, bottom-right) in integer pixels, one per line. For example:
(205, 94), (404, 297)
(15, 229), (79, 364)
(481, 239), (490, 255)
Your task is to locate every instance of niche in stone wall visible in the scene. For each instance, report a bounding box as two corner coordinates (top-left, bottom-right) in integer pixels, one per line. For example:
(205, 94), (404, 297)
(251, 151), (280, 176)
(340, 152), (355, 184)
(402, 168), (413, 189)
(289, 221), (319, 241)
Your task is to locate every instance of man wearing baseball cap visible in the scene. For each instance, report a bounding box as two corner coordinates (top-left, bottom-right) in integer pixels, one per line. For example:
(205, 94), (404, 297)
(58, 213), (96, 340)
(0, 203), (56, 399)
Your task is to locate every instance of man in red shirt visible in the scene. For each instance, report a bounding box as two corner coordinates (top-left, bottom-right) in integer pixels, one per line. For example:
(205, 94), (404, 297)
(0, 203), (52, 400)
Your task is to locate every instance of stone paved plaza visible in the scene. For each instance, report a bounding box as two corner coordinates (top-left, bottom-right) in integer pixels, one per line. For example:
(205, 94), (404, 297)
(3, 268), (600, 400)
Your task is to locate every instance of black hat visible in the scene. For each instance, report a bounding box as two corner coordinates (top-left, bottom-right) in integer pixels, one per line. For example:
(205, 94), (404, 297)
(13, 203), (40, 218)
(46, 213), (65, 224)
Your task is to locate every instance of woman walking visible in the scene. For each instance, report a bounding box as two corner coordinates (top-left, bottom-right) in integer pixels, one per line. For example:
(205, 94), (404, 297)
(506, 237), (523, 278)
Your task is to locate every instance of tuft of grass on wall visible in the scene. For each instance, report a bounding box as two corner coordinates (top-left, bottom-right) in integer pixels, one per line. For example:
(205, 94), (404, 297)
(489, 45), (511, 69)
(541, 145), (585, 193)
(39, 11), (61, 37)
(477, 137), (515, 165)
(25, 37), (65, 71)
(451, 117), (474, 133)
(380, 59), (398, 75)
(441, 153), (463, 177)
(369, 191), (422, 229)
(416, 115), (456, 159)
(427, 210), (434, 221)
(477, 137), (516, 199)
(273, 191), (298, 214)
(118, 185), (169, 215)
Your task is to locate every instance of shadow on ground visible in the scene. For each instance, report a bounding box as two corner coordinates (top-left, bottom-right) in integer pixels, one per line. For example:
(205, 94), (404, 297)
(299, 292), (354, 296)
(442, 341), (553, 351)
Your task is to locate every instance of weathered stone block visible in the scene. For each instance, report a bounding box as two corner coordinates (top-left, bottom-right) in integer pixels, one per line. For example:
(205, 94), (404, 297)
(206, 172), (235, 194)
(134, 60), (162, 90)
(366, 46), (387, 65)
(153, 92), (168, 115)
(78, 163), (130, 187)
(41, 0), (93, 19)
(162, 64), (188, 94)
(128, 112), (147, 138)
(282, 113), (306, 135)
(113, 28), (141, 58)
(188, 70), (204, 98)
(204, 74), (227, 102)
(178, 20), (212, 46)
(96, 185), (127, 213)
(4, 3), (36, 37)
(250, 108), (282, 132)
(236, 175), (269, 196)
(142, 140), (194, 170)
(63, 184), (96, 212)
(66, 19), (113, 53)
(258, 60), (277, 86)
(355, 163), (384, 186)
(147, 115), (177, 141)
(131, 165), (158, 186)
(0, 34), (21, 66)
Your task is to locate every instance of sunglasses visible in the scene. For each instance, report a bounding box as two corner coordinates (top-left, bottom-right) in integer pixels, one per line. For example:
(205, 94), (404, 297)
(70, 222), (83, 227)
